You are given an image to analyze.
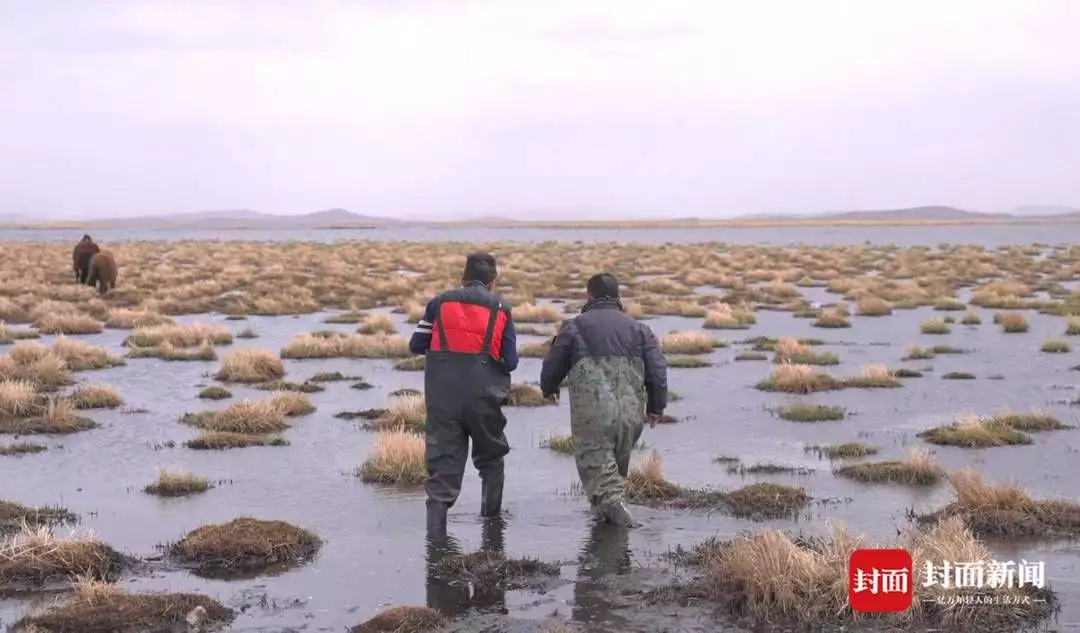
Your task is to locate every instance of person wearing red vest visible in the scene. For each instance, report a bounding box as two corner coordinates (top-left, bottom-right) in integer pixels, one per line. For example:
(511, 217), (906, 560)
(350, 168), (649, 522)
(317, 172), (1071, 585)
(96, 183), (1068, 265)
(409, 252), (519, 536)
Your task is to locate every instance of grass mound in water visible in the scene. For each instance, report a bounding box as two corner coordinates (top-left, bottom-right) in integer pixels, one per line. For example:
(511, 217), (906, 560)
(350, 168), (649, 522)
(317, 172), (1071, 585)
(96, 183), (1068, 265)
(626, 451), (810, 519)
(13, 579), (234, 633)
(0, 500), (78, 534)
(0, 525), (127, 586)
(833, 448), (943, 485)
(434, 550), (561, 590)
(918, 469), (1080, 538)
(367, 394), (426, 434)
(506, 383), (555, 407)
(168, 517), (322, 576)
(917, 414), (1034, 448)
(652, 516), (1055, 630)
(661, 331), (725, 355)
(183, 432), (288, 450)
(0, 397), (97, 435)
(775, 403), (846, 422)
(357, 430), (426, 485)
(68, 383), (123, 409)
(350, 605), (445, 633)
(214, 347), (285, 383)
(143, 467), (213, 497)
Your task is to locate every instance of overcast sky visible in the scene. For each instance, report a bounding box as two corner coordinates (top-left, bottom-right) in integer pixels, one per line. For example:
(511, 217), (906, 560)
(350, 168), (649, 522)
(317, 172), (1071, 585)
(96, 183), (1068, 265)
(1, 0), (1078, 220)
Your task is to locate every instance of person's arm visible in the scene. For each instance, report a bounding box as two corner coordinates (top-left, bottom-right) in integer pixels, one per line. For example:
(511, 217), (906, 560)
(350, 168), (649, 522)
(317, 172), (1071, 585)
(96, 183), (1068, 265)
(500, 316), (519, 372)
(641, 325), (668, 414)
(409, 297), (439, 355)
(540, 322), (575, 397)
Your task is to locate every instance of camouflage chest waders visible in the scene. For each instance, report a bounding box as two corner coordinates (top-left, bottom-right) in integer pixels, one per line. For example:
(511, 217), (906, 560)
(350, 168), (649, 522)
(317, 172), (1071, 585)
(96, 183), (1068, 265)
(424, 297), (512, 534)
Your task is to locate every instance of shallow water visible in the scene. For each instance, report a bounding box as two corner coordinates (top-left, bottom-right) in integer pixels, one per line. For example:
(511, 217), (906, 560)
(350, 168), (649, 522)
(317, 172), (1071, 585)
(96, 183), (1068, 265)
(1, 303), (1079, 632)
(5, 222), (1080, 247)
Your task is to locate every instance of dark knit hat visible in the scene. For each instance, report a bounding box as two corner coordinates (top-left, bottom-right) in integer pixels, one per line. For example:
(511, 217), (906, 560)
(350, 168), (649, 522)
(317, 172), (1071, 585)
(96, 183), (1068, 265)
(587, 273), (620, 299)
(463, 252), (498, 284)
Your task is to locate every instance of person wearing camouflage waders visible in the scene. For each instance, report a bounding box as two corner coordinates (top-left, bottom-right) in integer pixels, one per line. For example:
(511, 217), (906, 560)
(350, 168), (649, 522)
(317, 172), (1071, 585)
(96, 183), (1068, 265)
(409, 253), (519, 536)
(540, 273), (667, 527)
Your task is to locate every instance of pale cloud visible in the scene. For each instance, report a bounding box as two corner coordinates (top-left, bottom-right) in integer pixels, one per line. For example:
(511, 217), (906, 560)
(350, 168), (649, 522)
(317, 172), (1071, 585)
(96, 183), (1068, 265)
(0, 0), (1077, 219)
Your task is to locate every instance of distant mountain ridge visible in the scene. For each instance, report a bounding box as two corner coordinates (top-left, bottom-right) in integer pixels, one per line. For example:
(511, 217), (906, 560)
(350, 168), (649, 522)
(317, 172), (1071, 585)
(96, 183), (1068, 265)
(2, 204), (1079, 229)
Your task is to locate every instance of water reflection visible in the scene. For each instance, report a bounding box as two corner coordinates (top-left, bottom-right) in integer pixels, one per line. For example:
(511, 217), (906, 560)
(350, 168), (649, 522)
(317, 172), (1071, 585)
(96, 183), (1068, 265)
(425, 516), (508, 617)
(573, 518), (632, 628)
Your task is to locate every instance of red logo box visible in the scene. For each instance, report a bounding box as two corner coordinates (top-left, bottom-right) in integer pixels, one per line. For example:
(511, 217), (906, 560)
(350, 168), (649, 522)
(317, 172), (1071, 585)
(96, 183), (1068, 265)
(849, 548), (914, 613)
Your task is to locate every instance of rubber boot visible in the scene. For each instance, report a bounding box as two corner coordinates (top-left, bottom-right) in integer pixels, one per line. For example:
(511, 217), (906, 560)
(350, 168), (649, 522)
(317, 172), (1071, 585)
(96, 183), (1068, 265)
(426, 501), (449, 538)
(480, 474), (504, 517)
(602, 501), (640, 528)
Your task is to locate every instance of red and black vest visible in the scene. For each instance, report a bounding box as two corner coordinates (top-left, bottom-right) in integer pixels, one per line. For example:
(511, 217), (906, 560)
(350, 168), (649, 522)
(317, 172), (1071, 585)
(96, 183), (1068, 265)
(430, 282), (509, 361)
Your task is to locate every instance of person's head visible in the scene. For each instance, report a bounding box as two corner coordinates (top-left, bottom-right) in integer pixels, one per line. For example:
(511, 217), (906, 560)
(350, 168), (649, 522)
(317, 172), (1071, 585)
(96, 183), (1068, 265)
(462, 252), (498, 288)
(586, 273), (620, 301)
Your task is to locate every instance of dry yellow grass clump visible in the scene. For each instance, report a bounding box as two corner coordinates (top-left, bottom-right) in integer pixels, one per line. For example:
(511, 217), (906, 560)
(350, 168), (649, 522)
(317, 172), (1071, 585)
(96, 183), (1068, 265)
(369, 393), (427, 434)
(671, 515), (1053, 629)
(13, 578), (235, 633)
(143, 467), (213, 496)
(168, 517), (322, 574)
(34, 312), (104, 335)
(181, 395), (308, 434)
(702, 303), (755, 329)
(834, 447), (943, 485)
(69, 383), (124, 409)
(214, 347), (285, 383)
(512, 302), (563, 323)
(350, 606), (445, 633)
(661, 331), (723, 355)
(0, 524), (126, 586)
(358, 313), (397, 335)
(104, 308), (175, 329)
(357, 429), (426, 485)
(280, 332), (410, 359)
(124, 322), (233, 348)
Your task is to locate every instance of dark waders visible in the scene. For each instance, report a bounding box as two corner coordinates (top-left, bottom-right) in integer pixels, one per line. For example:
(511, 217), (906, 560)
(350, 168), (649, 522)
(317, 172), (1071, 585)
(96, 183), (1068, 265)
(424, 305), (511, 536)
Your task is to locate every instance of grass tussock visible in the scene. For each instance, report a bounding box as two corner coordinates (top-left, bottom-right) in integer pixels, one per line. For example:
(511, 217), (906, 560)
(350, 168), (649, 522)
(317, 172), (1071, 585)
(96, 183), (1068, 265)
(357, 429), (426, 485)
(125, 340), (217, 361)
(0, 500), (77, 533)
(169, 517), (322, 575)
(198, 386), (232, 400)
(775, 403), (846, 422)
(942, 371), (975, 380)
(918, 414), (1034, 448)
(280, 332), (411, 359)
(990, 409), (1073, 431)
(961, 311), (982, 325)
(183, 431), (288, 450)
(180, 393), (310, 434)
(512, 302), (562, 323)
(393, 355), (426, 371)
(253, 379), (324, 394)
(807, 442), (878, 459)
(661, 331), (724, 355)
(667, 355), (712, 368)
(34, 312), (104, 335)
(69, 383), (123, 409)
(702, 304), (756, 329)
(856, 296), (892, 316)
(0, 323), (40, 344)
(919, 469), (1080, 537)
(771, 338), (838, 365)
(811, 310), (850, 328)
(48, 338), (125, 371)
(350, 605), (445, 633)
(1041, 338), (1070, 353)
(756, 364), (841, 393)
(626, 451), (810, 519)
(143, 467), (213, 497)
(541, 434), (574, 454)
(124, 323), (233, 347)
(13, 579), (234, 633)
(506, 383), (554, 406)
(0, 352), (75, 391)
(0, 398), (97, 435)
(368, 394), (426, 433)
(0, 378), (38, 417)
(434, 550), (561, 589)
(358, 314), (397, 335)
(104, 308), (175, 329)
(0, 441), (46, 456)
(309, 371), (351, 382)
(834, 447), (943, 485)
(1065, 316), (1080, 336)
(660, 515), (1055, 630)
(214, 347), (285, 382)
(920, 317), (951, 334)
(997, 312), (1030, 333)
(0, 525), (126, 586)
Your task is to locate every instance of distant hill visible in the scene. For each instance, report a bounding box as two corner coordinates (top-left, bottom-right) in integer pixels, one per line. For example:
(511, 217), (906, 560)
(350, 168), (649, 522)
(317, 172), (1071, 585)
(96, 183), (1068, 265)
(1, 208), (402, 230)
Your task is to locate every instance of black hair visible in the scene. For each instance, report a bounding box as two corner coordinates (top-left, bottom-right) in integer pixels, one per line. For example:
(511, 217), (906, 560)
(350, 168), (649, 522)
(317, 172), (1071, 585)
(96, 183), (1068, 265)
(586, 272), (620, 299)
(463, 252), (498, 285)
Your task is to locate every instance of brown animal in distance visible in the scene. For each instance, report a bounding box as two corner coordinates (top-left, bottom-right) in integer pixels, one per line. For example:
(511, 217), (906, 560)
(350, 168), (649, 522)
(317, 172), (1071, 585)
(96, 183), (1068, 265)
(72, 235), (100, 284)
(86, 251), (117, 295)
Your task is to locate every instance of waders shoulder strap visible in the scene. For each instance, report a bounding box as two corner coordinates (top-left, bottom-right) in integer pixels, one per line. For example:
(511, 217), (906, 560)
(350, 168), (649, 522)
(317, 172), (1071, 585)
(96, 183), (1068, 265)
(480, 304), (501, 355)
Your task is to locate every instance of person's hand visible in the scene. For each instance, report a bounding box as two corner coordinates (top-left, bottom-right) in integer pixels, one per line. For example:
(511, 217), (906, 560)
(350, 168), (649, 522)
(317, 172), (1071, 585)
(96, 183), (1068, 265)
(543, 391), (559, 404)
(647, 412), (663, 428)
